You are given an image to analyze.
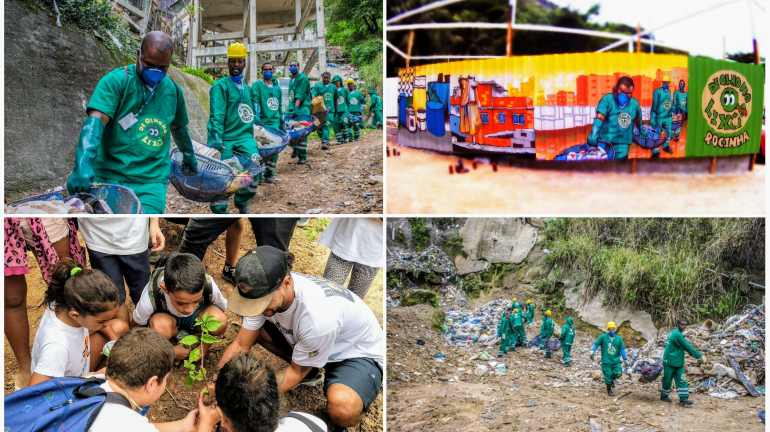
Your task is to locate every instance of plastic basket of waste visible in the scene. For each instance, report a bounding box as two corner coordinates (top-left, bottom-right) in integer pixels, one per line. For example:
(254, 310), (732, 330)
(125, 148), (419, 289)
(282, 114), (324, 147)
(6, 184), (143, 214)
(254, 126), (289, 159)
(554, 141), (615, 161)
(632, 124), (667, 149)
(89, 184), (144, 214)
(347, 113), (363, 125)
(7, 190), (65, 208)
(631, 357), (663, 383)
(546, 338), (562, 352)
(671, 108), (685, 131)
(169, 146), (262, 203)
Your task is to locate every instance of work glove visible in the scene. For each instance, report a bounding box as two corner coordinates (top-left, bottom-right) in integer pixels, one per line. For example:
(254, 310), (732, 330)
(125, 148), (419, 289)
(698, 355), (706, 365)
(209, 131), (224, 151)
(66, 116), (104, 195)
(622, 360), (629, 369)
(171, 127), (199, 176)
(587, 118), (602, 147)
(590, 352), (595, 361)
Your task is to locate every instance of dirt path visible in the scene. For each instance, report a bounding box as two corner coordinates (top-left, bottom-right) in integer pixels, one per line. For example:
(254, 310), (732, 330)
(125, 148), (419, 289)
(386, 305), (764, 432)
(386, 143), (765, 215)
(4, 218), (383, 432)
(167, 129), (383, 214)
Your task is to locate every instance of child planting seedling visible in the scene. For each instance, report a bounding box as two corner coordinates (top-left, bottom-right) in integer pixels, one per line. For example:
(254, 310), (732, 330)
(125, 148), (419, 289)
(180, 312), (223, 392)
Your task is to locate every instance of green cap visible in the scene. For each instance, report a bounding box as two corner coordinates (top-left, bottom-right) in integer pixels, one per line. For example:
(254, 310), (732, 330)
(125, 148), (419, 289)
(331, 75), (342, 83)
(368, 89), (375, 94)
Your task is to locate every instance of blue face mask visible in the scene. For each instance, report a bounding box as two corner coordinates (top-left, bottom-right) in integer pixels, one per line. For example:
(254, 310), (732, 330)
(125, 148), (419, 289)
(616, 93), (629, 108)
(290, 66), (298, 75)
(662, 83), (669, 91)
(680, 84), (685, 91)
(229, 74), (244, 84)
(138, 50), (166, 89)
(263, 71), (273, 81)
(609, 331), (615, 336)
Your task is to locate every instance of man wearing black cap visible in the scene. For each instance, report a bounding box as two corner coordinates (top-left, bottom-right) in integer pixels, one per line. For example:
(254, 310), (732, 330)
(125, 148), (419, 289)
(213, 246), (383, 432)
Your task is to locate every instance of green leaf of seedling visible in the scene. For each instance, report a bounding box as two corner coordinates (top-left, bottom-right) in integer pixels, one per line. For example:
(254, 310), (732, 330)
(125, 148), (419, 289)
(201, 334), (218, 344)
(180, 335), (199, 346)
(204, 320), (223, 332)
(195, 370), (204, 380)
(201, 367), (207, 375)
(183, 360), (195, 370)
(203, 388), (209, 394)
(189, 348), (200, 363)
(202, 313), (212, 322)
(194, 318), (205, 327)
(185, 376), (194, 387)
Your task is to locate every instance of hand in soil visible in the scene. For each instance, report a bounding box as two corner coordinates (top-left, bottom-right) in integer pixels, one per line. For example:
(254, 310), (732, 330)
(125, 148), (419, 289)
(175, 343), (192, 361)
(180, 405), (200, 432)
(197, 391), (221, 430)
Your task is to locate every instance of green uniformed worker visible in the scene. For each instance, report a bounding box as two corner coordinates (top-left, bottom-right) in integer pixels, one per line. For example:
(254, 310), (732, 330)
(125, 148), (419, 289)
(287, 60), (312, 164)
(65, 31), (198, 214)
(559, 317), (575, 366)
(672, 80), (688, 142)
(368, 89), (383, 129)
(541, 310), (554, 358)
(311, 71), (337, 150)
(538, 307), (548, 350)
(511, 298), (521, 313)
(347, 79), (365, 141)
(590, 321), (628, 396)
(524, 299), (535, 323)
(331, 75), (350, 144)
(661, 318), (704, 406)
(650, 75), (674, 158)
(587, 76), (645, 160)
(206, 42), (261, 214)
(251, 61), (283, 184)
(510, 308), (526, 350)
(497, 311), (511, 357)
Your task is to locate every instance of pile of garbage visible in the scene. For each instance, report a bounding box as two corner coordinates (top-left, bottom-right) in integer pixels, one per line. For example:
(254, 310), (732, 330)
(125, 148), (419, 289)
(635, 303), (765, 399)
(387, 245), (456, 278)
(444, 300), (510, 346)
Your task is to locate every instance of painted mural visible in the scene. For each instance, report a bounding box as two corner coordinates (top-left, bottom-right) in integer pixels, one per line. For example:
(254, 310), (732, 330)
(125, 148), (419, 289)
(395, 53), (764, 161)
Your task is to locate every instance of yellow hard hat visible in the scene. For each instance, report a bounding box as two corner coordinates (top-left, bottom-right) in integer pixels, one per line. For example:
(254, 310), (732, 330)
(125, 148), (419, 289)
(526, 299), (532, 304)
(607, 321), (617, 329)
(662, 75), (670, 82)
(514, 308), (519, 313)
(227, 43), (248, 59)
(512, 298), (517, 302)
(346, 78), (355, 84)
(545, 310), (552, 316)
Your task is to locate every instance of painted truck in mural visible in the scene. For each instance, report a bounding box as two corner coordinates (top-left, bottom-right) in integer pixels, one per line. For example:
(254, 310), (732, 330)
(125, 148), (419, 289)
(395, 53), (763, 161)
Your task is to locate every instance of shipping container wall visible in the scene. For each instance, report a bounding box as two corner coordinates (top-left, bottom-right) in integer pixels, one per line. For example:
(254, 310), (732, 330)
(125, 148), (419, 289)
(394, 52), (764, 161)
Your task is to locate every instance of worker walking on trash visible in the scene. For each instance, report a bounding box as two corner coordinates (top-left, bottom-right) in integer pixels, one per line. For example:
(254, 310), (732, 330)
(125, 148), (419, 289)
(525, 300), (535, 323)
(510, 308), (526, 349)
(540, 310), (554, 358)
(368, 89), (383, 129)
(559, 317), (575, 366)
(511, 298), (521, 313)
(590, 321), (629, 396)
(661, 318), (704, 406)
(497, 311), (511, 357)
(346, 80), (365, 141)
(206, 43), (261, 214)
(250, 61), (282, 184)
(650, 75), (674, 158)
(672, 80), (688, 142)
(331, 75), (349, 144)
(311, 72), (337, 150)
(287, 60), (311, 164)
(65, 31), (198, 214)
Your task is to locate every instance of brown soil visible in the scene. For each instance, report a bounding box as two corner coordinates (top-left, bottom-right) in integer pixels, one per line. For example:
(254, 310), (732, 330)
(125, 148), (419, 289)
(386, 305), (764, 432)
(4, 218), (383, 432)
(166, 130), (383, 214)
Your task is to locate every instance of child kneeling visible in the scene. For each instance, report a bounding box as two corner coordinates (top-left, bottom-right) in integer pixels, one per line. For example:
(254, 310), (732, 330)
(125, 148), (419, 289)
(131, 253), (228, 363)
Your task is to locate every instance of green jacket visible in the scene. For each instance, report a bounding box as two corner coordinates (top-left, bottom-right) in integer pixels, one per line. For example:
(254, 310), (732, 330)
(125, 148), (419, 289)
(593, 333), (626, 366)
(288, 73), (311, 114)
(541, 317), (554, 339)
(497, 317), (510, 338)
(250, 79), (283, 129)
(559, 317), (575, 346)
(369, 93), (382, 112)
(207, 77), (255, 145)
(652, 87), (673, 117)
(347, 90), (365, 114)
(525, 304), (535, 321)
(335, 86), (350, 114)
(511, 311), (524, 327)
(673, 90), (688, 113)
(662, 328), (702, 367)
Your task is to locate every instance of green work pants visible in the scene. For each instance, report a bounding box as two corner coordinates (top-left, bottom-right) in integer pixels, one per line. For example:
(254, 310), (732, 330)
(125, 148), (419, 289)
(562, 344), (572, 365)
(332, 112), (349, 142)
(601, 363), (623, 385)
(210, 139), (260, 213)
(370, 111), (383, 129)
(291, 106), (311, 159)
(650, 115), (672, 155)
(350, 111), (362, 140)
(317, 116), (332, 145)
(661, 364), (689, 401)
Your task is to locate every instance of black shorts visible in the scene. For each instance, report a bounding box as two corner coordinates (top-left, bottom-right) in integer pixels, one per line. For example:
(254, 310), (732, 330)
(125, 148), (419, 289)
(87, 248), (150, 306)
(262, 321), (383, 412)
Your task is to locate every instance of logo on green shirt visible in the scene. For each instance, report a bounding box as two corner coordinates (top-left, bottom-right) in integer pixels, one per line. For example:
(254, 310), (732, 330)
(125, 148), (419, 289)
(350, 97), (358, 105)
(289, 90), (294, 101)
(238, 104), (254, 123)
(337, 96), (345, 105)
(663, 100), (671, 110)
(137, 117), (169, 149)
(607, 344), (617, 355)
(617, 113), (631, 129)
(267, 97), (279, 111)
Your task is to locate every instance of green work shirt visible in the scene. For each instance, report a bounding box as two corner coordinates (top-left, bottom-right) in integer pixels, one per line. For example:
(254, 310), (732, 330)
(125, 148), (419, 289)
(88, 64), (189, 183)
(497, 317), (509, 338)
(525, 304), (535, 319)
(560, 322), (575, 346)
(673, 90), (688, 113)
(662, 328), (702, 367)
(512, 301), (521, 312)
(207, 77), (255, 145)
(370, 94), (383, 112)
(596, 93), (642, 145)
(288, 73), (311, 114)
(511, 311), (523, 327)
(335, 86), (350, 114)
(311, 82), (337, 114)
(541, 317), (554, 338)
(251, 79), (283, 129)
(652, 87), (673, 117)
(593, 333), (626, 366)
(347, 90), (365, 114)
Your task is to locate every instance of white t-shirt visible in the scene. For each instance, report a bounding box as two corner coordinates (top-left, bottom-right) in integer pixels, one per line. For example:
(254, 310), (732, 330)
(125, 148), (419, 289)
(241, 273), (384, 367)
(317, 218), (383, 268)
(87, 375), (159, 432)
(277, 412), (328, 431)
(79, 217), (150, 255)
(132, 274), (227, 326)
(30, 306), (91, 378)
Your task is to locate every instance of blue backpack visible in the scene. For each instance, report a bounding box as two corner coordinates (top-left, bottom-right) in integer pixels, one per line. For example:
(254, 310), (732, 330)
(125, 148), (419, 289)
(4, 376), (132, 432)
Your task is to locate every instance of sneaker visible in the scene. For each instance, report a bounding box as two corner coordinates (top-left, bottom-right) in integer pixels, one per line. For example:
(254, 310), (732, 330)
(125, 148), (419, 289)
(321, 142), (329, 150)
(679, 399), (693, 406)
(264, 175), (276, 184)
(290, 148), (298, 158)
(236, 204), (250, 214)
(660, 396), (672, 403)
(298, 158), (307, 165)
(297, 218), (310, 227)
(608, 389), (614, 396)
(354, 137), (360, 141)
(222, 263), (236, 285)
(297, 368), (324, 387)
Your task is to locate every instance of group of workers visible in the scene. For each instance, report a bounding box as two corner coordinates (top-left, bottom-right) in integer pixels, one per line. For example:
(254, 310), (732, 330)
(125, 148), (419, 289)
(496, 298), (705, 405)
(66, 32), (383, 214)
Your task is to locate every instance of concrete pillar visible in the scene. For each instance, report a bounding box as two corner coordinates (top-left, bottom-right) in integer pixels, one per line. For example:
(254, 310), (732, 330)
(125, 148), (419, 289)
(248, 0), (257, 83)
(316, 0), (326, 75)
(191, 0), (200, 68)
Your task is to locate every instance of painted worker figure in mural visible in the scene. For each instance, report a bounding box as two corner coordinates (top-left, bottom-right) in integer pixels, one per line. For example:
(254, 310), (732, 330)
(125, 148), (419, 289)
(672, 79), (688, 142)
(331, 75), (350, 145)
(311, 71), (337, 150)
(207, 43), (261, 214)
(650, 75), (674, 158)
(251, 61), (283, 184)
(587, 76), (644, 160)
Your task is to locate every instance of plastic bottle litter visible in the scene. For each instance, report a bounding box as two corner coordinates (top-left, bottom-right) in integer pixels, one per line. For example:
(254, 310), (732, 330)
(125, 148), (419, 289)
(474, 365), (489, 376)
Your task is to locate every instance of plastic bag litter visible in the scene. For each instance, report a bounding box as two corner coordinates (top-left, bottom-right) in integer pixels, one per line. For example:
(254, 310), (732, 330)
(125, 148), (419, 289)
(528, 335), (541, 348)
(707, 363), (738, 380)
(631, 357), (663, 383)
(759, 410), (765, 425)
(708, 390), (740, 399)
(546, 338), (562, 352)
(222, 157), (244, 172)
(65, 193), (114, 214)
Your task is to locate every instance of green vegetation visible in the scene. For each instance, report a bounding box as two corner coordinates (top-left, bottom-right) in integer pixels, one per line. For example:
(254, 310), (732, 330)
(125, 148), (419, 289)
(461, 262), (513, 299)
(443, 236), (467, 259)
(181, 66), (215, 85)
(325, 0), (382, 93)
(180, 313), (223, 392)
(432, 309), (447, 333)
(402, 290), (440, 308)
(410, 218), (431, 252)
(542, 218), (765, 327)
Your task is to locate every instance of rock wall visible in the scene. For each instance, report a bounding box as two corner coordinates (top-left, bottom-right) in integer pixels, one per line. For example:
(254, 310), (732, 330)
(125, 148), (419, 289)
(4, 0), (211, 199)
(565, 284), (660, 341)
(455, 218), (539, 274)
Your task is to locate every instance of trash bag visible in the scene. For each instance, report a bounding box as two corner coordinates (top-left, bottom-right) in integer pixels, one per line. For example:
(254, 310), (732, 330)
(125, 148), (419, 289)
(759, 410), (765, 425)
(528, 335), (541, 348)
(546, 338), (562, 351)
(631, 357), (663, 383)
